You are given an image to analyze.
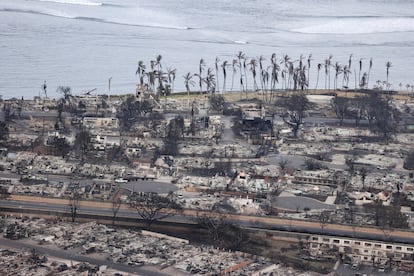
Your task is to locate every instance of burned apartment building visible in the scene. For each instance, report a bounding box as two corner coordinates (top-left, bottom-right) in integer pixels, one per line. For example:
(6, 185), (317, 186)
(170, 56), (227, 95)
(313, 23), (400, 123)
(308, 235), (414, 272)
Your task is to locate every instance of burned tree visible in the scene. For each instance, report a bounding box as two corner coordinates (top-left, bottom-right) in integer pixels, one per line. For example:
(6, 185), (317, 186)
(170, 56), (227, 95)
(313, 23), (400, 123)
(0, 185), (10, 199)
(50, 136), (71, 158)
(196, 212), (249, 251)
(117, 96), (154, 131)
(128, 192), (182, 227)
(280, 93), (311, 138)
(0, 121), (9, 146)
(209, 95), (226, 113)
(111, 194), (122, 225)
(163, 116), (184, 156)
(319, 210), (330, 234)
(331, 96), (349, 125)
(403, 151), (414, 170)
(74, 128), (92, 160)
(371, 97), (400, 140)
(68, 191), (81, 223)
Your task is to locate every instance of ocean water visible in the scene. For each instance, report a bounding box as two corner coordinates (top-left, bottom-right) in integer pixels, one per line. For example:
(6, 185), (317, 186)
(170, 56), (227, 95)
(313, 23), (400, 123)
(0, 0), (413, 98)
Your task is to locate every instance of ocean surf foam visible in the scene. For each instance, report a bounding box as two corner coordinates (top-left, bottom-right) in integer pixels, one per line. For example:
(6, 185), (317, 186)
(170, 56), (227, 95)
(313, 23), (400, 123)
(293, 17), (414, 34)
(37, 0), (102, 6)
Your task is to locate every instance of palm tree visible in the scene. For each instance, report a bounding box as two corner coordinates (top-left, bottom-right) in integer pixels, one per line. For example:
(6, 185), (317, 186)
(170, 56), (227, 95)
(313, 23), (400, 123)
(358, 58), (363, 88)
(348, 54), (353, 70)
(298, 54), (304, 70)
(183, 72), (195, 105)
(270, 62), (279, 93)
(146, 71), (156, 93)
(334, 62), (342, 90)
(42, 81), (47, 98)
(221, 60), (229, 93)
(249, 58), (258, 91)
(239, 61), (245, 96)
(281, 54), (291, 89)
(167, 67), (177, 93)
(262, 68), (269, 102)
(243, 58), (248, 93)
(367, 58), (373, 89)
(324, 59), (329, 90)
(236, 51), (245, 94)
(156, 70), (168, 96)
(342, 65), (351, 88)
(281, 69), (286, 90)
(315, 63), (322, 91)
(136, 60), (146, 88)
(287, 61), (294, 90)
(327, 55), (333, 91)
(215, 57), (220, 93)
(307, 54), (312, 88)
(259, 55), (266, 92)
(360, 72), (368, 89)
(198, 58), (206, 93)
(155, 54), (162, 71)
(231, 59), (238, 91)
(205, 68), (216, 93)
(385, 61), (392, 88)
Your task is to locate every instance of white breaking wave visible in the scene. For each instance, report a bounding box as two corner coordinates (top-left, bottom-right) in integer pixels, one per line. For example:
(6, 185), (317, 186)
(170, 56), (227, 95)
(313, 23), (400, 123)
(0, 2), (190, 30)
(293, 17), (414, 34)
(37, 0), (102, 6)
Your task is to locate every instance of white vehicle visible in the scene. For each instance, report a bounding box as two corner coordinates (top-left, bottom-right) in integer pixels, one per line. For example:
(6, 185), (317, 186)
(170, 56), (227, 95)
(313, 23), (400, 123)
(114, 178), (128, 183)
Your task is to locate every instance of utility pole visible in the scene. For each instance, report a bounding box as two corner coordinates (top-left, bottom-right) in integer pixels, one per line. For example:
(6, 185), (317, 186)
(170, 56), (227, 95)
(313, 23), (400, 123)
(108, 77), (112, 101)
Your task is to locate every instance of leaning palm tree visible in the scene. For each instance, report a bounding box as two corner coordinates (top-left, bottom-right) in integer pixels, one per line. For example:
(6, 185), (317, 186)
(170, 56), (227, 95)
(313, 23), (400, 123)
(221, 60), (229, 93)
(215, 57), (220, 93)
(183, 72), (195, 106)
(315, 63), (322, 91)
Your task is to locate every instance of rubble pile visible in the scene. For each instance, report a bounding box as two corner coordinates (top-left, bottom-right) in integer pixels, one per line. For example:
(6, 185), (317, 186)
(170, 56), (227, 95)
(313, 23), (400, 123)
(0, 218), (283, 275)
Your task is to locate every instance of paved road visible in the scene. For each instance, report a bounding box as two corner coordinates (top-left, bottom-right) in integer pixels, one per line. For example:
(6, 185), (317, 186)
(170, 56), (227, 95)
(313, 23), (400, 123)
(2, 196), (414, 244)
(336, 262), (410, 276)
